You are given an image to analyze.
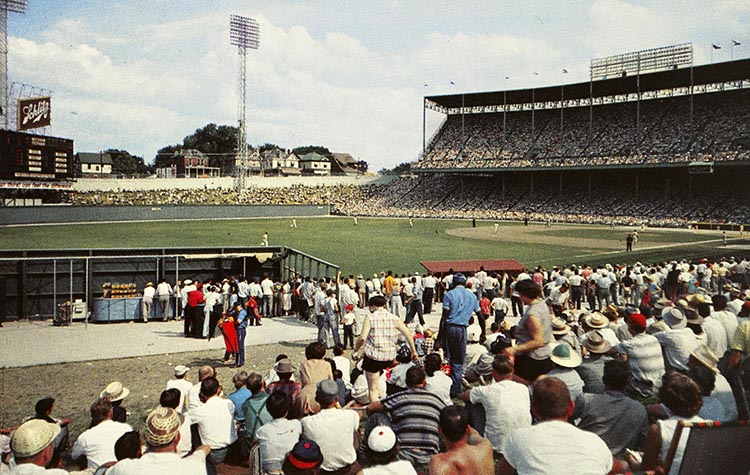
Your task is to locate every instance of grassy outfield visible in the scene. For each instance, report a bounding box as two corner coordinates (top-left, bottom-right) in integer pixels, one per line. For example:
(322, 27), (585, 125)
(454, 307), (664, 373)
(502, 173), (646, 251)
(0, 216), (735, 275)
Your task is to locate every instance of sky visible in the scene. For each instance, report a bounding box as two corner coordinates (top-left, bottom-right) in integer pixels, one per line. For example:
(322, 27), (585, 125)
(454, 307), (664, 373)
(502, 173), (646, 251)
(7, 1), (750, 171)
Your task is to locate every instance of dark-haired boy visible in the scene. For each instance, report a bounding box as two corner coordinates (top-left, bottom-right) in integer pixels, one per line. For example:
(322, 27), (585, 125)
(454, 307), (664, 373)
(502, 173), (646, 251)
(255, 391), (301, 474)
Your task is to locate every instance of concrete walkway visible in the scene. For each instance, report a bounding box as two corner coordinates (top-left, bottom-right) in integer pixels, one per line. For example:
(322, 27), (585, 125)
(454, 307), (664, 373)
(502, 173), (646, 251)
(1, 307), (447, 368)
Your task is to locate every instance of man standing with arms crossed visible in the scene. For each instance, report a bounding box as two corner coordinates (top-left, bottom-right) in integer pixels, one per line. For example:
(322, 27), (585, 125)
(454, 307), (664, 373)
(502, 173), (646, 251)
(441, 272), (481, 397)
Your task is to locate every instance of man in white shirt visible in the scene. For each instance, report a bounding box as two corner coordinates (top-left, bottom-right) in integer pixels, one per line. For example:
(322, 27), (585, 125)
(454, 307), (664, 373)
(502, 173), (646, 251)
(187, 366), (216, 413)
(255, 391), (302, 474)
(461, 354), (531, 456)
(8, 419), (69, 475)
(108, 407), (209, 475)
(301, 380), (361, 474)
(155, 278), (173, 321)
(71, 398), (133, 470)
(499, 377), (616, 475)
(260, 275), (274, 318)
(422, 272), (437, 314)
(142, 282), (156, 323)
(188, 377), (238, 465)
(165, 365), (193, 414)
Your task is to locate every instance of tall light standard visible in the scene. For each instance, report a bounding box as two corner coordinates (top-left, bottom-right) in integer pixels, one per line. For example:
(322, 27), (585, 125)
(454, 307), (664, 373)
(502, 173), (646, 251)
(229, 14), (260, 191)
(0, 0), (25, 130)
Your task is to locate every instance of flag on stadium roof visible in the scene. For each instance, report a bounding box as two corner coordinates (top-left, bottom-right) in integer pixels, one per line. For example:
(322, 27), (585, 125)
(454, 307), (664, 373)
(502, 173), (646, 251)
(562, 68), (569, 74)
(733, 39), (741, 46)
(712, 43), (722, 49)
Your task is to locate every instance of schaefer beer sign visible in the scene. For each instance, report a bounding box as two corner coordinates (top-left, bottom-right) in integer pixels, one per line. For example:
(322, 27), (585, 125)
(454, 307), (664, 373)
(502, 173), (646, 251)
(18, 96), (51, 131)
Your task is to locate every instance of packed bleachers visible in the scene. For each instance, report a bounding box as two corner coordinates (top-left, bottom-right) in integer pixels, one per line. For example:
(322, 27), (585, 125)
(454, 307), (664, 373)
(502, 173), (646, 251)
(417, 89), (750, 169)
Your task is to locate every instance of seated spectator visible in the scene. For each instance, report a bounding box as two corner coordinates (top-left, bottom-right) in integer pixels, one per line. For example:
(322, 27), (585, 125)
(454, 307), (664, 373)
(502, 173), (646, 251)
(107, 407), (209, 475)
(71, 398), (133, 470)
(424, 353), (453, 406)
(188, 366), (216, 412)
(227, 371), (252, 433)
(357, 426), (417, 475)
(165, 365), (192, 414)
(367, 366), (445, 466)
(464, 325), (489, 367)
(240, 373), (272, 450)
(688, 344), (737, 421)
(640, 372), (705, 475)
(499, 378), (616, 475)
(266, 358), (301, 402)
(688, 365), (728, 422)
(547, 342), (585, 402)
(281, 439), (323, 475)
(654, 307), (700, 372)
(332, 346), (352, 385)
(573, 360), (649, 459)
(99, 382), (129, 424)
(297, 342), (334, 417)
(9, 419), (67, 475)
(264, 354), (296, 386)
(614, 313), (665, 402)
(189, 377), (239, 465)
(28, 397), (71, 469)
(429, 406), (494, 475)
(159, 388), (192, 457)
(255, 391), (302, 475)
(575, 331), (614, 394)
(461, 354), (531, 457)
(386, 346), (415, 394)
(301, 380), (362, 475)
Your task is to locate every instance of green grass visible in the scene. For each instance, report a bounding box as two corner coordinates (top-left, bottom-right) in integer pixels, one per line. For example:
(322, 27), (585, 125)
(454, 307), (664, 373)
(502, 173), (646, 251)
(1, 217), (741, 275)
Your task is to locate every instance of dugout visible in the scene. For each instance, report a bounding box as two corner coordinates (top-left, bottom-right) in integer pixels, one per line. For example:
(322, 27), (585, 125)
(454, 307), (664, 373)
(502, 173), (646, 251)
(0, 246), (338, 321)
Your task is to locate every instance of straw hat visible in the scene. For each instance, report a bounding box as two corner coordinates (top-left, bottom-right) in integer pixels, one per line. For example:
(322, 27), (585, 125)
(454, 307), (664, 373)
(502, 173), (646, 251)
(144, 407), (180, 446)
(662, 307), (686, 329)
(585, 312), (609, 329)
(690, 344), (719, 373)
(584, 330), (612, 354)
(550, 342), (582, 368)
(100, 382), (130, 402)
(551, 317), (569, 336)
(10, 419), (60, 458)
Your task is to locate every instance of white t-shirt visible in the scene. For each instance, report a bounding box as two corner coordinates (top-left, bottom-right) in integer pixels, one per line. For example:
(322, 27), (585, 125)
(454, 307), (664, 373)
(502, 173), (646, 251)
(188, 396), (237, 449)
(187, 382), (203, 412)
(363, 460), (418, 475)
(256, 418), (302, 473)
(503, 420), (612, 475)
(71, 419), (133, 469)
(332, 355), (351, 384)
(301, 408), (360, 472)
(470, 379), (531, 454)
(107, 451), (207, 475)
(425, 371), (453, 406)
(260, 279), (274, 296)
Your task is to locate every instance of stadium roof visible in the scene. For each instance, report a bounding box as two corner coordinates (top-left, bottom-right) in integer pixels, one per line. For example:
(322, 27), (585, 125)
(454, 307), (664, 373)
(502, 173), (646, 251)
(420, 259), (525, 275)
(426, 59), (750, 110)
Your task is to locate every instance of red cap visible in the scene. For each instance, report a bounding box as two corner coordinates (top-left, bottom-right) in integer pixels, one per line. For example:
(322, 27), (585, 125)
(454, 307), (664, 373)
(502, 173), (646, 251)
(629, 313), (647, 330)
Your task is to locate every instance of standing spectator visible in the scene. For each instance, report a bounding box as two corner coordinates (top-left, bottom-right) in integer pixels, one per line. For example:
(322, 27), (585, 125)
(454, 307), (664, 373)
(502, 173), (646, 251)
(490, 293), (509, 325)
(404, 277), (425, 326)
(503, 279), (554, 383)
(71, 398), (133, 470)
(185, 282), (204, 337)
(441, 273), (482, 396)
(233, 303), (248, 368)
(422, 272), (437, 314)
(353, 295), (417, 405)
(156, 278), (173, 321)
(141, 282), (155, 323)
(260, 274), (274, 318)
(429, 406), (494, 475)
(342, 305), (356, 349)
(323, 289), (342, 348)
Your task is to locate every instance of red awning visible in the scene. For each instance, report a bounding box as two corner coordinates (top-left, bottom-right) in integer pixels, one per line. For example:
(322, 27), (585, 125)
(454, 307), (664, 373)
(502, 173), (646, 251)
(420, 259), (525, 275)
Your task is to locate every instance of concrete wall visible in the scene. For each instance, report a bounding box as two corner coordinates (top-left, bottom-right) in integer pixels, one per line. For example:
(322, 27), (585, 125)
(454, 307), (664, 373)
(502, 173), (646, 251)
(0, 204), (329, 225)
(72, 174), (391, 192)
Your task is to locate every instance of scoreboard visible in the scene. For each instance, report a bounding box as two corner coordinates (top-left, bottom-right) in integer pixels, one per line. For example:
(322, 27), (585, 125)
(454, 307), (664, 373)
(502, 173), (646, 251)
(0, 130), (74, 182)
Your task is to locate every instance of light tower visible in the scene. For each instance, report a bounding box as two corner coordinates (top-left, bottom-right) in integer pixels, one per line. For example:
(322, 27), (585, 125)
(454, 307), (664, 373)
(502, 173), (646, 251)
(229, 14), (259, 191)
(0, 0), (26, 130)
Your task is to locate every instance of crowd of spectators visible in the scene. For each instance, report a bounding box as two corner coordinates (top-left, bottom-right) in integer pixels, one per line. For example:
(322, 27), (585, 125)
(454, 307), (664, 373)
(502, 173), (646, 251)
(417, 89), (750, 170)
(3, 255), (750, 474)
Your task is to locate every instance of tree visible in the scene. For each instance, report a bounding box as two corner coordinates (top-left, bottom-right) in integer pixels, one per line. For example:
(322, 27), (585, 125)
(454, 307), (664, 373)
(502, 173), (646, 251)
(356, 160), (368, 174)
(106, 149), (150, 175)
(154, 144), (181, 169)
(292, 145), (331, 157)
(181, 123), (239, 170)
(259, 143), (281, 154)
(378, 162), (412, 175)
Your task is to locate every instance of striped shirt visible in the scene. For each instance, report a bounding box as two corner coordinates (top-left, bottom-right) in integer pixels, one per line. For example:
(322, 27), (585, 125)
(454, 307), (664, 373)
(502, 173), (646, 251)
(364, 309), (401, 362)
(381, 388), (445, 464)
(615, 332), (665, 397)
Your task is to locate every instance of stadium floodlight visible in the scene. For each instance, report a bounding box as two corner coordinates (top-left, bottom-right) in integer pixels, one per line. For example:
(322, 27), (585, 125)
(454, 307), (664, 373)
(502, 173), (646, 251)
(590, 43), (693, 81)
(0, 0), (26, 130)
(230, 14), (260, 191)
